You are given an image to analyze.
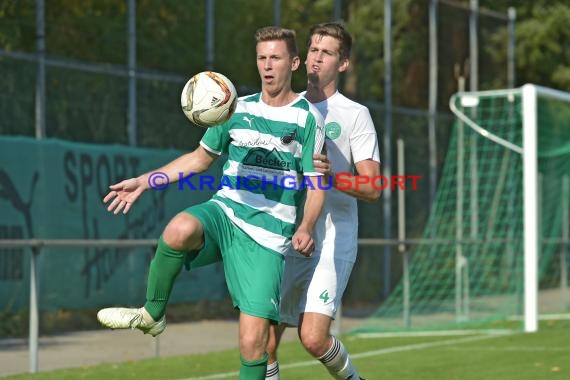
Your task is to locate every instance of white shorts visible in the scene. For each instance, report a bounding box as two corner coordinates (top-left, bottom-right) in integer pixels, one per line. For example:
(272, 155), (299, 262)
(279, 252), (355, 326)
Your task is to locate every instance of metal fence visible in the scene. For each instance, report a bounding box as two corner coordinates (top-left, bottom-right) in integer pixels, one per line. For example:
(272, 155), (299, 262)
(0, 237), (439, 373)
(0, 0), (516, 320)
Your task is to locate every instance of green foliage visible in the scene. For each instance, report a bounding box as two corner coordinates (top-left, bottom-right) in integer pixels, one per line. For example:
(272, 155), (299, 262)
(516, 4), (570, 91)
(47, 0), (127, 63)
(0, 1), (569, 144)
(345, 0), (385, 100)
(0, 310), (27, 337)
(483, 0), (570, 92)
(137, 0), (206, 74)
(0, 0), (35, 52)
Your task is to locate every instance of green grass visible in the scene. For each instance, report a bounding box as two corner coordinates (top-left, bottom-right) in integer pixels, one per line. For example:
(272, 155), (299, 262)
(5, 320), (570, 380)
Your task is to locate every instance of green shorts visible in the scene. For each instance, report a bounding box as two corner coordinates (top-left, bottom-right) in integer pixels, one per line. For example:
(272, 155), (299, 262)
(184, 201), (284, 322)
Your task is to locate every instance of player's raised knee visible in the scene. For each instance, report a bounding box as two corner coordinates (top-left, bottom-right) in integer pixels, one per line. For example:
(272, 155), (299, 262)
(162, 212), (204, 250)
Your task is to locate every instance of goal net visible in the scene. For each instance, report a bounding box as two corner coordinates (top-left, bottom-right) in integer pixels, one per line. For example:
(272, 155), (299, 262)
(354, 84), (570, 334)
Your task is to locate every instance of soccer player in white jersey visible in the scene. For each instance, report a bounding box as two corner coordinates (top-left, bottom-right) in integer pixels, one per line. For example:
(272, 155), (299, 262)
(97, 26), (326, 380)
(266, 23), (381, 380)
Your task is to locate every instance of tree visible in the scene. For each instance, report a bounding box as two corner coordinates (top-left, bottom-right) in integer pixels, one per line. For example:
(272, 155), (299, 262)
(484, 0), (570, 91)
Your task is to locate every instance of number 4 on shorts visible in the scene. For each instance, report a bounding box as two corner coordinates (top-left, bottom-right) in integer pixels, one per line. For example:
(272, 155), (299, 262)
(319, 290), (330, 304)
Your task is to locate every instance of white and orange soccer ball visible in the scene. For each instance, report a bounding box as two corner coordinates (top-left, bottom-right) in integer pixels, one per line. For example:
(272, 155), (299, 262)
(180, 71), (237, 128)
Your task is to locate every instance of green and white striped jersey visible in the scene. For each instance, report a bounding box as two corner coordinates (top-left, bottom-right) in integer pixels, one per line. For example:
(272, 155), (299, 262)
(200, 93), (325, 255)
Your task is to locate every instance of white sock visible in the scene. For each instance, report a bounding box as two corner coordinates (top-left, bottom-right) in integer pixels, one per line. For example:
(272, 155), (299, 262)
(265, 360), (280, 380)
(318, 336), (361, 380)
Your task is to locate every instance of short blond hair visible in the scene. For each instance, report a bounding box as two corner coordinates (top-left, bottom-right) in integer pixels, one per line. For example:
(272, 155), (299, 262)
(254, 26), (299, 58)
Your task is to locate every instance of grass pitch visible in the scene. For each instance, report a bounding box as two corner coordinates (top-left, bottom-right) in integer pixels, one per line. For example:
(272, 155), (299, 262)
(4, 320), (569, 380)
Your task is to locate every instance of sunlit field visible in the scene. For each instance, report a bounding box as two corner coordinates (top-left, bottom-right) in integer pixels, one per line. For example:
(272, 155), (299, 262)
(5, 320), (569, 380)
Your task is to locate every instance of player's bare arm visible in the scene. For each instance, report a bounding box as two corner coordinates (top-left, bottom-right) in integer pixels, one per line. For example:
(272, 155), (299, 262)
(313, 153), (381, 202)
(103, 146), (218, 215)
(292, 176), (326, 256)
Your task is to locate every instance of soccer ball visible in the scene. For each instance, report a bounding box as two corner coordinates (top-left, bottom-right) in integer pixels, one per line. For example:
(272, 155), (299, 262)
(180, 71), (238, 128)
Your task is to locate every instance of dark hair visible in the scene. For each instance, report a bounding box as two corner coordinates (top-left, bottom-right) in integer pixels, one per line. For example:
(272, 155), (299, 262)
(254, 26), (298, 57)
(308, 22), (352, 59)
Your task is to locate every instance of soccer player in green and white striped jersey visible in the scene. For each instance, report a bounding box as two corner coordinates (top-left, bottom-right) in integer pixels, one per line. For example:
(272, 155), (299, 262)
(97, 26), (326, 380)
(199, 90), (325, 256)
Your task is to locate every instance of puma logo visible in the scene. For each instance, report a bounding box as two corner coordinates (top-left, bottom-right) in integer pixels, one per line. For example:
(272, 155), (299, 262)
(0, 169), (39, 237)
(243, 116), (254, 127)
(270, 298), (279, 310)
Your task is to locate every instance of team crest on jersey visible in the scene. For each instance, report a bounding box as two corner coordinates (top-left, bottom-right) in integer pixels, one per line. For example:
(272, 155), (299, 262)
(280, 129), (296, 145)
(325, 122), (342, 140)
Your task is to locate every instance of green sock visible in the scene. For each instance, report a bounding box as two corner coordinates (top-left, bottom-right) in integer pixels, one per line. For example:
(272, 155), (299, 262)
(144, 236), (186, 321)
(240, 353), (268, 380)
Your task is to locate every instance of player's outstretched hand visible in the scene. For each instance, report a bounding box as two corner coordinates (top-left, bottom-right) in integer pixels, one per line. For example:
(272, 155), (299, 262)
(292, 229), (315, 257)
(313, 153), (332, 176)
(103, 178), (145, 215)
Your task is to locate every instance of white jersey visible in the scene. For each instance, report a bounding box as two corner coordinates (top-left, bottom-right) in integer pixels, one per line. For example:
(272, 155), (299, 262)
(279, 91), (380, 325)
(310, 91), (380, 262)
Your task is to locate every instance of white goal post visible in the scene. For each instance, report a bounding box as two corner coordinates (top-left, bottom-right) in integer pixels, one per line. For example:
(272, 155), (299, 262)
(450, 84), (570, 333)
